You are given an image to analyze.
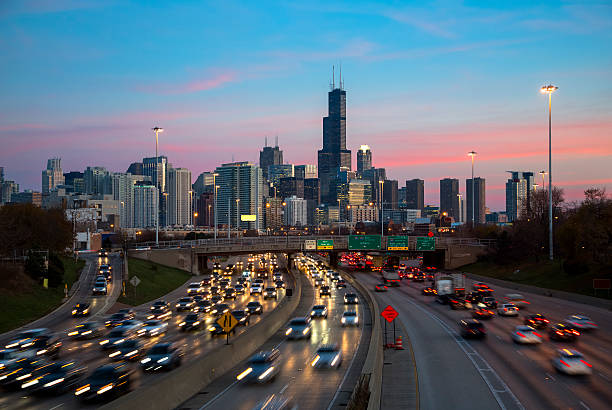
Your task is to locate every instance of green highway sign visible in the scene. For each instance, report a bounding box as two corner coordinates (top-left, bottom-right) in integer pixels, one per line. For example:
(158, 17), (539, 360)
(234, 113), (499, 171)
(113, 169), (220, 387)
(416, 237), (436, 251)
(317, 239), (334, 250)
(348, 235), (381, 250)
(387, 236), (409, 251)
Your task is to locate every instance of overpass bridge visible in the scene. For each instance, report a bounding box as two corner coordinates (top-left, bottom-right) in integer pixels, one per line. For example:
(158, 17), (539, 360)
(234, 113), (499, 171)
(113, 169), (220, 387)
(129, 235), (494, 273)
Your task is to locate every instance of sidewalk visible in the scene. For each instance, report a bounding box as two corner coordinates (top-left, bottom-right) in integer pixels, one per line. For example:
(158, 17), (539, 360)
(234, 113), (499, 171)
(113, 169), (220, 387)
(381, 324), (419, 409)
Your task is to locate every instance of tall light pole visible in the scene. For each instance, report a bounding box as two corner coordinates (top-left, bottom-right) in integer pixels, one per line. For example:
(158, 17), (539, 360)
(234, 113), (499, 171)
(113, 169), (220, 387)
(379, 180), (384, 237)
(539, 170), (547, 191)
(152, 127), (163, 246)
(541, 84), (558, 261)
(467, 151), (477, 226)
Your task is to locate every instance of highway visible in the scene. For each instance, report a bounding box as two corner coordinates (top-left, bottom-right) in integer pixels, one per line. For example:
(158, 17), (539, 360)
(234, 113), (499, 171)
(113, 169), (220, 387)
(0, 254), (292, 409)
(356, 270), (612, 410)
(180, 258), (369, 410)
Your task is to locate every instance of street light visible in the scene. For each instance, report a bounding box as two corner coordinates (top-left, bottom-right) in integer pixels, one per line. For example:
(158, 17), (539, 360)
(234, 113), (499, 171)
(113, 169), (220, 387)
(541, 84), (558, 261)
(539, 170), (547, 191)
(152, 126), (164, 246)
(467, 151), (477, 226)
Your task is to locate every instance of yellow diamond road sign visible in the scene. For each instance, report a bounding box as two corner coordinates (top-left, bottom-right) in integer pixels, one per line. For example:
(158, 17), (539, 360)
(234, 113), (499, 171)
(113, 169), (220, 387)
(216, 311), (238, 333)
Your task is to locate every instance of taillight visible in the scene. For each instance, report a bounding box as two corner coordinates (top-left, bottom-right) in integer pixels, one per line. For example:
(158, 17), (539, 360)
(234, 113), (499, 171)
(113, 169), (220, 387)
(516, 332), (525, 337)
(580, 360), (592, 368)
(534, 332), (542, 337)
(560, 359), (570, 367)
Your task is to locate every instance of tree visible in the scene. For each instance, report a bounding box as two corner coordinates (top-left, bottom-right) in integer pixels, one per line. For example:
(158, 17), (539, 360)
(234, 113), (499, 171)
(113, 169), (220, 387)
(25, 250), (46, 281)
(47, 252), (65, 288)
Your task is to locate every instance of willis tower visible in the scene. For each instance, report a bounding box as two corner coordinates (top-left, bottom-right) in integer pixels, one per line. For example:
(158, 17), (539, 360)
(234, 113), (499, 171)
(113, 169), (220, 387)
(318, 68), (351, 205)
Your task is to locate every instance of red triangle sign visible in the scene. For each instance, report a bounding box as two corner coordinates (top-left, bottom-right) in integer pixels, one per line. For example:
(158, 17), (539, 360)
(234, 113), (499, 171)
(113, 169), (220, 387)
(381, 305), (398, 323)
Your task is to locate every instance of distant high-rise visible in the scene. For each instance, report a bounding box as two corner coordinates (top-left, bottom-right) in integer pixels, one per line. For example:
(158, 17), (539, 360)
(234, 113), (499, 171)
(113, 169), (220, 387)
(506, 171), (534, 222)
(64, 171), (85, 194)
(466, 177), (486, 224)
(260, 139), (283, 180)
(41, 158), (64, 194)
(318, 72), (351, 205)
(348, 179), (372, 206)
(84, 166), (112, 195)
(133, 183), (158, 228)
(294, 165), (317, 179)
(0, 167), (4, 184)
(357, 145), (372, 175)
(127, 162), (144, 176)
(440, 178), (460, 221)
(268, 164), (294, 187)
(406, 179), (424, 211)
(279, 177), (304, 199)
(304, 178), (320, 225)
(143, 156), (168, 193)
(167, 168), (193, 227)
(215, 162), (264, 230)
(383, 180), (399, 210)
(284, 196), (308, 227)
(193, 172), (215, 196)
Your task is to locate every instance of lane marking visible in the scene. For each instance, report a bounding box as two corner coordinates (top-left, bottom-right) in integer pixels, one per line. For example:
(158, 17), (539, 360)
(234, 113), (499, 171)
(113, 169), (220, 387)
(580, 401), (591, 410)
(597, 372), (610, 382)
(49, 404), (64, 410)
(545, 372), (556, 382)
(198, 380), (239, 410)
(280, 383), (290, 394)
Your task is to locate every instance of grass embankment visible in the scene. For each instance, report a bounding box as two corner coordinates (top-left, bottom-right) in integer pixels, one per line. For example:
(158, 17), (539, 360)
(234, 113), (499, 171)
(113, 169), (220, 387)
(462, 259), (612, 300)
(0, 256), (85, 333)
(118, 258), (191, 306)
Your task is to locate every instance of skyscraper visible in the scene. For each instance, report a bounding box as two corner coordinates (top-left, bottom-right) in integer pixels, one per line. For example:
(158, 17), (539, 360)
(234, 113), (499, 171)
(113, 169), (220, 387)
(357, 145), (372, 175)
(215, 162), (264, 230)
(268, 164), (294, 187)
(112, 173), (142, 228)
(348, 179), (372, 206)
(84, 166), (112, 195)
(126, 162), (144, 176)
(167, 168), (193, 226)
(440, 178), (460, 221)
(284, 196), (308, 227)
(406, 179), (424, 211)
(466, 177), (486, 224)
(294, 164), (317, 179)
(383, 179), (398, 210)
(279, 177), (304, 199)
(259, 140), (283, 180)
(193, 172), (215, 195)
(318, 75), (351, 205)
(41, 158), (64, 194)
(505, 171), (534, 222)
(143, 156), (168, 193)
(133, 183), (158, 228)
(362, 168), (386, 204)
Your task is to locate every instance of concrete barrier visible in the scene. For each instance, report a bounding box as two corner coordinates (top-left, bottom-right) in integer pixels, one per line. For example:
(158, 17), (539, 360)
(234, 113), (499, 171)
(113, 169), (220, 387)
(101, 269), (302, 410)
(341, 270), (383, 410)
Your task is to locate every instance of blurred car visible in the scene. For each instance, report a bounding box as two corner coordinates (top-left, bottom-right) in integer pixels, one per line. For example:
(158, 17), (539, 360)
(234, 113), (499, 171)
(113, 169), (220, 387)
(187, 282), (205, 295)
(331, 273), (341, 282)
(459, 319), (486, 338)
(147, 305), (172, 321)
(552, 349), (592, 375)
(179, 313), (203, 331)
(264, 287), (277, 299)
(20, 360), (86, 394)
(210, 303), (231, 316)
(67, 322), (103, 340)
(251, 285), (263, 295)
(224, 288), (237, 300)
(504, 294), (529, 309)
(210, 286), (221, 295)
(71, 303), (91, 317)
(197, 300), (213, 314)
(236, 349), (280, 383)
(232, 310), (250, 326)
(524, 313), (549, 329)
(341, 311), (359, 327)
(234, 284), (246, 295)
(565, 315), (598, 331)
(210, 295), (223, 304)
(511, 325), (543, 344)
(140, 343), (183, 371)
(246, 301), (263, 315)
(92, 279), (107, 296)
(273, 273), (283, 281)
(421, 287), (436, 295)
(311, 344), (342, 369)
(118, 319), (143, 332)
(471, 306), (495, 319)
(0, 349), (20, 370)
(320, 285), (331, 296)
(0, 356), (48, 390)
(449, 297), (467, 310)
(219, 280), (231, 289)
(208, 321), (235, 336)
(4, 329), (62, 359)
(336, 280), (347, 289)
(150, 300), (170, 311)
(275, 280), (286, 289)
(310, 305), (328, 319)
(107, 339), (144, 361)
(74, 363), (132, 402)
(285, 317), (312, 339)
(497, 304), (519, 317)
(344, 293), (358, 304)
(117, 308), (135, 320)
(482, 296), (498, 309)
(550, 323), (580, 341)
(200, 277), (212, 286)
(175, 297), (196, 312)
(99, 327), (136, 350)
(105, 313), (129, 328)
(138, 320), (168, 337)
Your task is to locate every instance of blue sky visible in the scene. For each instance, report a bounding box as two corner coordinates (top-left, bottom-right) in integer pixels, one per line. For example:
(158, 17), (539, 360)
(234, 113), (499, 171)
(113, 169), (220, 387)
(1, 0), (611, 209)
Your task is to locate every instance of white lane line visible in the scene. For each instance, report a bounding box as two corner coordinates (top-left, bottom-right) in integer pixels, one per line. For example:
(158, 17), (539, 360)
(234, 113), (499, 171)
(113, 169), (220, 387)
(597, 372), (610, 382)
(280, 383), (290, 394)
(580, 401), (591, 410)
(199, 380), (239, 410)
(49, 404), (64, 410)
(515, 350), (524, 356)
(545, 372), (556, 382)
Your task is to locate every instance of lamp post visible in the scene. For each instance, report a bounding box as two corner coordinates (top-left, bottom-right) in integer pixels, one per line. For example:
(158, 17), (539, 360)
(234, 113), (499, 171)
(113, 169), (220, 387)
(539, 171), (547, 190)
(541, 84), (558, 261)
(467, 151), (477, 226)
(152, 127), (163, 246)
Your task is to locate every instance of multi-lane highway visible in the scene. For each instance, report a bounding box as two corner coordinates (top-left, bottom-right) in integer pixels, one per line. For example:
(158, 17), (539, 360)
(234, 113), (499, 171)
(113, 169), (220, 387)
(356, 269), (612, 410)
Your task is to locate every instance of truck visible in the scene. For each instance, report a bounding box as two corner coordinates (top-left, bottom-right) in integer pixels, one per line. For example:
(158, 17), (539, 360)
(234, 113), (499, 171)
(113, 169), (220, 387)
(382, 270), (401, 286)
(434, 273), (466, 304)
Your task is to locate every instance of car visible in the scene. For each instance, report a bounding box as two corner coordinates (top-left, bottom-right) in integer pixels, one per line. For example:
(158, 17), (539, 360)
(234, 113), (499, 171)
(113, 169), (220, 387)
(179, 313), (203, 331)
(421, 287), (436, 295)
(471, 306), (495, 319)
(210, 303), (230, 316)
(234, 284), (246, 295)
(118, 319), (143, 332)
(246, 301), (263, 315)
(331, 273), (341, 282)
(310, 305), (328, 318)
(0, 349), (20, 371)
(74, 363), (132, 402)
(92, 280), (107, 295)
(99, 327), (136, 350)
(176, 297), (196, 312)
(344, 293), (358, 304)
(497, 304), (519, 317)
(449, 297), (467, 310)
(105, 312), (129, 328)
(138, 320), (168, 337)
(549, 323), (580, 342)
(147, 305), (172, 321)
(4, 328), (62, 359)
(285, 317), (312, 339)
(320, 285), (331, 296)
(236, 349), (281, 383)
(192, 295), (205, 304)
(311, 344), (342, 369)
(208, 321), (236, 336)
(0, 356), (48, 390)
(210, 295), (222, 304)
(459, 319), (487, 338)
(224, 288), (237, 300)
(482, 296), (498, 309)
(67, 322), (104, 339)
(219, 279), (231, 289)
(275, 280), (286, 289)
(251, 285), (263, 295)
(504, 294), (529, 309)
(210, 286), (221, 295)
(273, 273), (283, 281)
(524, 314), (549, 329)
(107, 339), (144, 361)
(186, 282), (204, 295)
(71, 303), (91, 317)
(256, 269), (268, 279)
(20, 360), (86, 394)
(200, 277), (212, 286)
(552, 349), (592, 375)
(150, 300), (170, 311)
(140, 343), (183, 371)
(197, 300), (212, 314)
(341, 311), (359, 327)
(314, 278), (324, 287)
(511, 325), (543, 344)
(336, 280), (347, 289)
(232, 310), (250, 326)
(264, 287), (277, 299)
(564, 315), (598, 331)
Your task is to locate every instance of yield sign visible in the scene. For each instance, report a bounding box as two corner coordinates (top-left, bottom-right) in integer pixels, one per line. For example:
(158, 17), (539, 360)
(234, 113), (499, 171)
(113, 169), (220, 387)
(381, 305), (398, 323)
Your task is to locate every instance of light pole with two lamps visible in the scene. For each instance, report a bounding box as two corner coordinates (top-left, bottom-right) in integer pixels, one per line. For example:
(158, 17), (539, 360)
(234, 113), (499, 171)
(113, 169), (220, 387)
(540, 84), (558, 261)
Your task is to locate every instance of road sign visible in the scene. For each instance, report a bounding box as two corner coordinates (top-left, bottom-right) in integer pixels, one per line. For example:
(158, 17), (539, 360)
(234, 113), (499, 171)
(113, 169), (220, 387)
(130, 275), (141, 287)
(381, 305), (398, 323)
(349, 235), (381, 250)
(427, 231), (434, 237)
(241, 214), (256, 221)
(416, 237), (436, 251)
(317, 239), (334, 250)
(304, 240), (316, 250)
(216, 311), (238, 333)
(387, 236), (409, 251)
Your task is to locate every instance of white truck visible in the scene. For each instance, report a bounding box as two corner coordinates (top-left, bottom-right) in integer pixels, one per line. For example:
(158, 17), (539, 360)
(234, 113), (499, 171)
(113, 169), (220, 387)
(434, 273), (466, 303)
(382, 270), (401, 286)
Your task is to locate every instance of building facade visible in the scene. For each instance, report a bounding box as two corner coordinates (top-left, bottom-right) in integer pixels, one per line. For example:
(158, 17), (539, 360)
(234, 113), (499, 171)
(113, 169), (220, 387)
(294, 164), (317, 179)
(215, 162), (264, 230)
(284, 195), (308, 227)
(260, 144), (283, 180)
(406, 179), (424, 211)
(466, 177), (486, 224)
(440, 178), (460, 221)
(133, 183), (158, 228)
(167, 168), (193, 226)
(42, 158), (64, 194)
(505, 171), (534, 222)
(356, 145), (372, 175)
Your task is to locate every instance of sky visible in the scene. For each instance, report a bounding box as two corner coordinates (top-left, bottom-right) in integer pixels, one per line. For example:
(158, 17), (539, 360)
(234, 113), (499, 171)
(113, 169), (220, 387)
(1, 0), (611, 211)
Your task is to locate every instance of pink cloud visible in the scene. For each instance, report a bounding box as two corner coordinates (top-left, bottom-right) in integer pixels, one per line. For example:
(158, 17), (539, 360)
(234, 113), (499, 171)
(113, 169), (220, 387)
(134, 71), (238, 95)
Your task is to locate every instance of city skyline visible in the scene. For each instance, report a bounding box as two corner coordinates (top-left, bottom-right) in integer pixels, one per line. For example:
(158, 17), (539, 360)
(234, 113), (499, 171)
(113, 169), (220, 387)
(1, 1), (611, 209)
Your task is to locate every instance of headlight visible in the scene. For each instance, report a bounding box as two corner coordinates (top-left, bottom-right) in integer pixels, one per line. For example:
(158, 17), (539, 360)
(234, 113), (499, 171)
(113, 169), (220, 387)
(341, 318), (346, 323)
(331, 354), (340, 367)
(258, 366), (275, 380)
(208, 326), (216, 331)
(75, 385), (90, 395)
(72, 310), (77, 315)
(157, 356), (169, 363)
(236, 367), (253, 380)
(311, 355), (320, 367)
(109, 351), (120, 357)
(179, 322), (185, 326)
(285, 328), (293, 335)
(21, 379), (39, 389)
(311, 311), (315, 315)
(68, 331), (78, 336)
(44, 378), (65, 388)
(302, 327), (310, 335)
(141, 357), (151, 364)
(99, 340), (109, 345)
(97, 384), (114, 394)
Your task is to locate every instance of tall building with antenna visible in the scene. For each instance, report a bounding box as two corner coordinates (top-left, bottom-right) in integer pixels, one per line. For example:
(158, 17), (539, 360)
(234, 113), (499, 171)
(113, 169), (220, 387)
(318, 66), (351, 205)
(259, 136), (283, 181)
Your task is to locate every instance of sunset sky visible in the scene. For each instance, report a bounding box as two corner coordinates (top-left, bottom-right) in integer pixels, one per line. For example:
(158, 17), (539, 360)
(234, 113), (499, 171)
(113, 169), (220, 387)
(1, 0), (611, 210)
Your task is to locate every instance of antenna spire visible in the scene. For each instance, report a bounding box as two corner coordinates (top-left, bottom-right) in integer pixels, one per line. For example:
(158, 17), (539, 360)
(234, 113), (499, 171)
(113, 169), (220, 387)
(339, 63), (342, 90)
(332, 65), (335, 90)
(275, 135), (278, 148)
(265, 136), (268, 147)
